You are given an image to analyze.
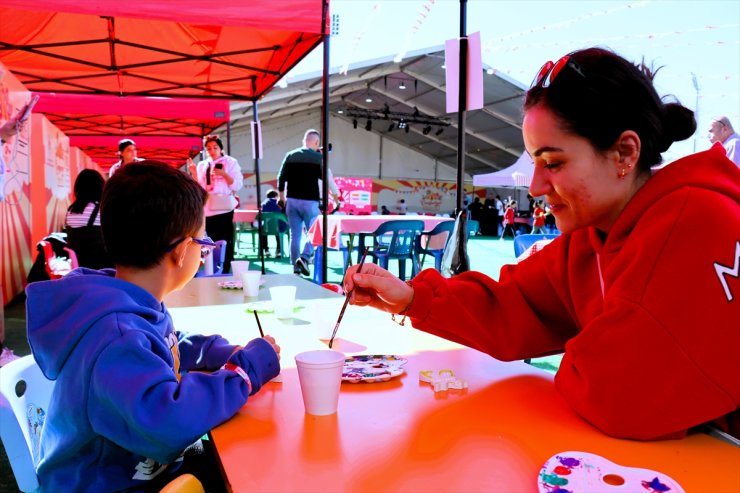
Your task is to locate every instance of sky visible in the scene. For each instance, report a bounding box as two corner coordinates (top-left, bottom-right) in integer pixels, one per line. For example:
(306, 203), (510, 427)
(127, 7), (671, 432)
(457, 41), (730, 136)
(288, 0), (740, 164)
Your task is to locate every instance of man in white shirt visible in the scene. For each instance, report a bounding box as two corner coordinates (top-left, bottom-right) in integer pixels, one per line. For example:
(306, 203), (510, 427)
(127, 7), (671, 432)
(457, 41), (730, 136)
(708, 116), (740, 167)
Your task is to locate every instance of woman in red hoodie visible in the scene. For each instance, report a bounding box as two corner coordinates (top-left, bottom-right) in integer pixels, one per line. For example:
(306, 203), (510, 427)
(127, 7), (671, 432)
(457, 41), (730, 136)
(344, 47), (740, 441)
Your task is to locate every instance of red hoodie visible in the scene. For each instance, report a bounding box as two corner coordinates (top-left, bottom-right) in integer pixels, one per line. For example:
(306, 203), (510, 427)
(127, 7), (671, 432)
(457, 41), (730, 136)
(407, 145), (740, 440)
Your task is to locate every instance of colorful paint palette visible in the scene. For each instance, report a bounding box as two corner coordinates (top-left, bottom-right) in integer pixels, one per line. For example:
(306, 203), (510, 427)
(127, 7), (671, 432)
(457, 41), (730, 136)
(538, 451), (684, 493)
(342, 355), (407, 383)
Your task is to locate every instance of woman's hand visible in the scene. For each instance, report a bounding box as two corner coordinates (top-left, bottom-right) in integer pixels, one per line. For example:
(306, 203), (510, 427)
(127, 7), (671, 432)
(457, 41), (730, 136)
(186, 158), (196, 176)
(343, 263), (414, 314)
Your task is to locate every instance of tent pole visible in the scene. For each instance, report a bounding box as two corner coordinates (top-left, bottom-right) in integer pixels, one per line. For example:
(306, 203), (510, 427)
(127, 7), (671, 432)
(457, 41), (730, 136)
(226, 119), (232, 155)
(456, 0), (467, 213)
(252, 79), (265, 274)
(320, 0), (330, 285)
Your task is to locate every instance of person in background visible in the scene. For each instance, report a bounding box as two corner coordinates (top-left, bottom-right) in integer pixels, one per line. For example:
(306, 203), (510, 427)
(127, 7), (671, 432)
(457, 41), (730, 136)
(380, 205), (391, 215)
(708, 115), (740, 166)
(344, 47), (739, 441)
(277, 129), (325, 277)
(0, 106), (27, 367)
(65, 169), (113, 270)
(395, 198), (408, 215)
(494, 195), (505, 235)
(26, 161), (280, 492)
(260, 189), (286, 258)
(187, 134), (243, 275)
(108, 138), (142, 178)
(500, 200), (517, 239)
(530, 199), (546, 234)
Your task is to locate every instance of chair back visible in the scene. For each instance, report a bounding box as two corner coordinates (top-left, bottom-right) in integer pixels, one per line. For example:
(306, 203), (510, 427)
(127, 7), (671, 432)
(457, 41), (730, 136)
(416, 221), (455, 254)
(513, 233), (560, 257)
(466, 220), (480, 236)
(372, 220), (425, 258)
(0, 355), (56, 492)
(211, 240), (227, 274)
(259, 212), (289, 236)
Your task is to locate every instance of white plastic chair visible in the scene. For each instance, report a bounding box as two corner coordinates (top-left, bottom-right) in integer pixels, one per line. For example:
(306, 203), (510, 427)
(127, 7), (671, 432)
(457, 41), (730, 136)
(0, 355), (55, 492)
(0, 357), (204, 493)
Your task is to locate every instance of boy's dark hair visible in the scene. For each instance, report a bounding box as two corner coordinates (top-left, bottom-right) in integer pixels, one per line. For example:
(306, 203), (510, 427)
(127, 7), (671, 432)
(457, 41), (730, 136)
(101, 161), (208, 269)
(69, 169), (105, 214)
(525, 47), (696, 171)
(266, 189), (279, 199)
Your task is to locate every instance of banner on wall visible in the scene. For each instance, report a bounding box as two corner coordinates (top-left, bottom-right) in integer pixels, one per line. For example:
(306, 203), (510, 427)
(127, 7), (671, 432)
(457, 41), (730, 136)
(334, 176), (372, 215)
(0, 62), (34, 304)
(31, 114), (71, 240)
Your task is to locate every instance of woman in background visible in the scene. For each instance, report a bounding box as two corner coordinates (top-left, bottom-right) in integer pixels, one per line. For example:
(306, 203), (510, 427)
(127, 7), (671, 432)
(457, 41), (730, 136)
(65, 169), (113, 270)
(187, 134), (243, 274)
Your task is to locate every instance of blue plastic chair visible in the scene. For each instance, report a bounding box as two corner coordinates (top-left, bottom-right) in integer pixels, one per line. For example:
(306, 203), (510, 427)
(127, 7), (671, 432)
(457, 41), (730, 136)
(368, 220), (424, 281)
(415, 221), (455, 271)
(513, 233), (559, 258)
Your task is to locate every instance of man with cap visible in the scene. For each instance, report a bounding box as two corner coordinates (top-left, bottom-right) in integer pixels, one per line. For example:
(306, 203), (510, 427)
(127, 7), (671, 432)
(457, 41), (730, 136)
(108, 139), (143, 177)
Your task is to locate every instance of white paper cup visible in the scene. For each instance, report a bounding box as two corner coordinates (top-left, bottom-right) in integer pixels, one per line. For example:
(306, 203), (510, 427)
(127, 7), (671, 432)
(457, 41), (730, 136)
(241, 271), (261, 297)
(295, 350), (346, 416)
(231, 260), (250, 280)
(269, 286), (296, 319)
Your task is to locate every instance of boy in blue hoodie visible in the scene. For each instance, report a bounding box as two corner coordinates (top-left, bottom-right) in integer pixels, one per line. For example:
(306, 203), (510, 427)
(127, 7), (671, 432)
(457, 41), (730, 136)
(26, 161), (280, 492)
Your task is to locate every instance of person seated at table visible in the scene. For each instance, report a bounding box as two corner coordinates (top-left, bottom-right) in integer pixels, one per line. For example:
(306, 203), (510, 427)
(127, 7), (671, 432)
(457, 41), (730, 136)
(26, 161), (281, 492)
(65, 169), (114, 270)
(260, 188), (287, 258)
(344, 47), (740, 441)
(380, 205), (391, 215)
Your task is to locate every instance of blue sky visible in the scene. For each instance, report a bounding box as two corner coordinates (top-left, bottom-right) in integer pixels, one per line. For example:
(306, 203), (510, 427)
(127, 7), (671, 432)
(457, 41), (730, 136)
(289, 0), (740, 164)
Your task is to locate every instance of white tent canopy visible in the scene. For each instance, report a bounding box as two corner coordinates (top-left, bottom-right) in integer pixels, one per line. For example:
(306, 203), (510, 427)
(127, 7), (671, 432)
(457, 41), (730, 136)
(472, 151), (534, 187)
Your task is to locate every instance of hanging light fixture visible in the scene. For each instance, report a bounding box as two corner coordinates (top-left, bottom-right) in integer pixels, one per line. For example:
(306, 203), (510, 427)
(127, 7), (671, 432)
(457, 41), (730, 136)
(422, 125), (432, 135)
(353, 119), (358, 129)
(388, 122), (396, 132)
(435, 127), (444, 136)
(399, 81), (407, 90)
(365, 119), (372, 131)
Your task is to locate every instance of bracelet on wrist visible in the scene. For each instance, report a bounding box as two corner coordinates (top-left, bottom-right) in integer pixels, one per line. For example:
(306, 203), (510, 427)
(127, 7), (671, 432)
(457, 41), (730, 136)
(391, 280), (414, 326)
(223, 363), (253, 394)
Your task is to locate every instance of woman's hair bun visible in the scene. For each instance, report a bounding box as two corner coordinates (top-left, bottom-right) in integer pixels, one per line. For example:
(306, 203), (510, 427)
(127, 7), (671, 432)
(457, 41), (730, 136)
(660, 103), (696, 152)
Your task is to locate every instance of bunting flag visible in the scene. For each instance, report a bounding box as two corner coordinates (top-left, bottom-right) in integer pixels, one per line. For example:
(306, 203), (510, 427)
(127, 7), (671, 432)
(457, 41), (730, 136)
(340, 2), (382, 75)
(393, 0), (437, 63)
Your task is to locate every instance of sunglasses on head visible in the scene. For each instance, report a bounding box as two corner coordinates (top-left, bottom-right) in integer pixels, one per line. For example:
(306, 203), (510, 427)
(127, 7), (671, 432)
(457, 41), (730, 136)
(530, 54), (586, 89)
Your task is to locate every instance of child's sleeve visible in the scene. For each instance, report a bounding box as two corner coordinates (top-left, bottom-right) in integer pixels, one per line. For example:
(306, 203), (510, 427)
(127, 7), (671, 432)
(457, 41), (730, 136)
(177, 333), (237, 371)
(225, 338), (281, 395)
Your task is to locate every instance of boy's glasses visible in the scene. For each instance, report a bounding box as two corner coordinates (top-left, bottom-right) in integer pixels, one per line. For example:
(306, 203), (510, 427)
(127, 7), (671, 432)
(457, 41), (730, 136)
(530, 54), (586, 89)
(165, 235), (217, 260)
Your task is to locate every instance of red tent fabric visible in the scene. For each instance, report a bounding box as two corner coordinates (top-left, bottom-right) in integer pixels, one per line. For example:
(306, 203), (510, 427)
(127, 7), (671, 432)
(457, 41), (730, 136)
(33, 93), (230, 168)
(0, 0), (327, 100)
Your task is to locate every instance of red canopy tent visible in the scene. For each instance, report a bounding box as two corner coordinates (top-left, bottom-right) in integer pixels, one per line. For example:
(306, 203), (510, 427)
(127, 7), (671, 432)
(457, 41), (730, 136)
(33, 92), (230, 168)
(0, 0), (327, 100)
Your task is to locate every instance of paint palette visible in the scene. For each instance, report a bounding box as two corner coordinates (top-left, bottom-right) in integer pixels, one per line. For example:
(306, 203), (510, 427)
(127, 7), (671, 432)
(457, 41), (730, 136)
(538, 451), (684, 493)
(342, 355), (407, 383)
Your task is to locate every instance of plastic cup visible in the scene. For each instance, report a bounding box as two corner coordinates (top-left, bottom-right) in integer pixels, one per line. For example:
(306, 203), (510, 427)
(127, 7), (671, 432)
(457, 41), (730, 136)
(241, 271), (261, 297)
(269, 286), (296, 319)
(231, 260), (250, 280)
(294, 350), (346, 416)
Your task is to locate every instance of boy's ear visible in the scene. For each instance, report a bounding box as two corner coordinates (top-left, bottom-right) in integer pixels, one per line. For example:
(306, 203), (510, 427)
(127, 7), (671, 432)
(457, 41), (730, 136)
(170, 240), (190, 268)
